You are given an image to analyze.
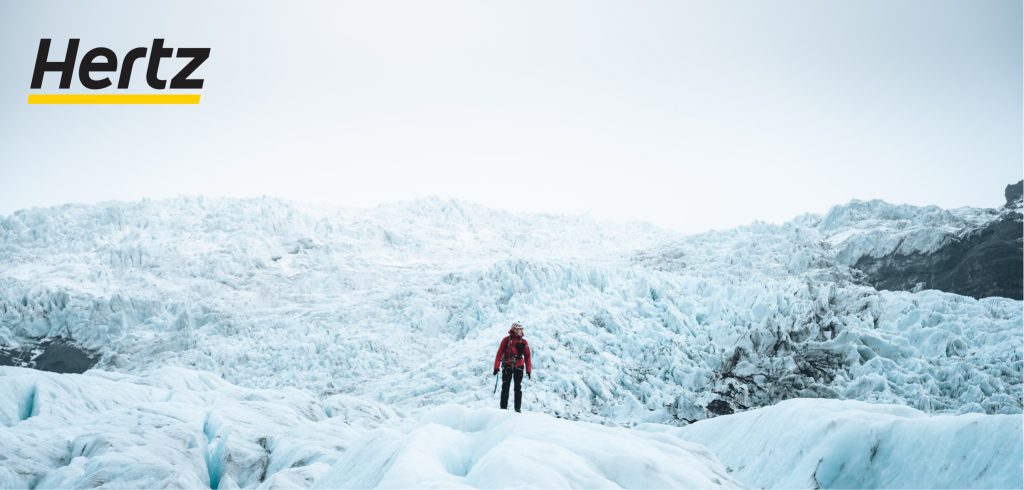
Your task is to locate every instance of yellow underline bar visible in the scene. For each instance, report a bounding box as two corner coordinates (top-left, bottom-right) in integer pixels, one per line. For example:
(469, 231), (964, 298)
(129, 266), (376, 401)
(28, 94), (200, 104)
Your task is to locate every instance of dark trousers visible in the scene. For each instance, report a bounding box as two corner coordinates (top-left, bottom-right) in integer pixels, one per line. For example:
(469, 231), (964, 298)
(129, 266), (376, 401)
(500, 367), (524, 411)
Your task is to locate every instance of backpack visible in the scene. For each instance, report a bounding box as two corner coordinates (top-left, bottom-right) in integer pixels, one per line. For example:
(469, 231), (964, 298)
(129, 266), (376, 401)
(501, 336), (526, 370)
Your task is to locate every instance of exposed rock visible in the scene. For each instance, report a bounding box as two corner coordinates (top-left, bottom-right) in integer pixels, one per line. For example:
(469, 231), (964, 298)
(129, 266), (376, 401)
(1006, 180), (1023, 208)
(852, 181), (1023, 300)
(854, 213), (1022, 300)
(0, 338), (99, 374)
(706, 399), (734, 416)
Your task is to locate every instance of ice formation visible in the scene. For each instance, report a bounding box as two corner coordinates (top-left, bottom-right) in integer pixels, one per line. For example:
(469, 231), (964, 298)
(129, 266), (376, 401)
(659, 398), (1022, 489)
(1, 197), (1018, 422)
(1, 367), (739, 489)
(0, 195), (1021, 488)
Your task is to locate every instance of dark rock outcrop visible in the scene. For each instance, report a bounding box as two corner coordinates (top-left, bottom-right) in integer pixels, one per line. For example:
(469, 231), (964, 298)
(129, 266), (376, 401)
(853, 181), (1023, 300)
(706, 399), (735, 416)
(0, 338), (99, 374)
(1005, 181), (1022, 208)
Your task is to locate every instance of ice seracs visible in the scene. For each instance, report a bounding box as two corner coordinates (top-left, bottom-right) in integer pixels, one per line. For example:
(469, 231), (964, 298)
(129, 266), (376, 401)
(0, 195), (1020, 425)
(0, 194), (1021, 488)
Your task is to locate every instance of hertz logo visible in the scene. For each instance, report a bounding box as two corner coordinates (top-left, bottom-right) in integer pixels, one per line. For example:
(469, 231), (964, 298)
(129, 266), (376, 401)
(28, 39), (209, 104)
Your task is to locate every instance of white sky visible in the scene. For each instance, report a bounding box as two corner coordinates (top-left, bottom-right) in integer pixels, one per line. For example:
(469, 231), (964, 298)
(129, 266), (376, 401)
(1, 1), (1020, 233)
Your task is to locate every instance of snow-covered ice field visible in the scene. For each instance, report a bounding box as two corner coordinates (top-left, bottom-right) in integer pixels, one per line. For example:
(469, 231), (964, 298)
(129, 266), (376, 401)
(652, 398), (1022, 489)
(1, 196), (1020, 488)
(2, 367), (1018, 489)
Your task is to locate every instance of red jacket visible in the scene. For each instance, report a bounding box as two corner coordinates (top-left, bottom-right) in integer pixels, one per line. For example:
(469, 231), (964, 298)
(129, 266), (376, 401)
(494, 334), (531, 373)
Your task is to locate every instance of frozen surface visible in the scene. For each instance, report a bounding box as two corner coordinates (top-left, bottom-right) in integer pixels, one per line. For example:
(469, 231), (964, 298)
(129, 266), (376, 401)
(0, 197), (1020, 426)
(811, 199), (1004, 265)
(0, 366), (395, 489)
(316, 404), (739, 489)
(652, 398), (1023, 489)
(4, 366), (1017, 490)
(0, 366), (739, 489)
(0, 196), (1021, 489)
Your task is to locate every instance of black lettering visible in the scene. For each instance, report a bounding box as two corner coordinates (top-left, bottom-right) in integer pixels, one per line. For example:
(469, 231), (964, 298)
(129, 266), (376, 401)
(31, 38), (78, 89)
(31, 39), (211, 92)
(117, 47), (148, 89)
(79, 47), (117, 89)
(170, 47), (209, 89)
(146, 38), (173, 89)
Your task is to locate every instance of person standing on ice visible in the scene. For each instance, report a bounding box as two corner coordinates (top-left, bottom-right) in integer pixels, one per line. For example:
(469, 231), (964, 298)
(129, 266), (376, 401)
(493, 322), (532, 412)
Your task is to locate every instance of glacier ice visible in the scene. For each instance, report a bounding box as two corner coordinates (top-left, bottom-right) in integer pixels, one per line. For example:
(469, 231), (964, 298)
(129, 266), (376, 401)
(655, 398), (1023, 489)
(2, 366), (1019, 489)
(0, 195), (1021, 488)
(0, 196), (1020, 424)
(0, 366), (739, 489)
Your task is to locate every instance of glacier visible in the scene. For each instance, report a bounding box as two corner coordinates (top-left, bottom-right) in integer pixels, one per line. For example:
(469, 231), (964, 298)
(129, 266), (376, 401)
(649, 398), (1022, 489)
(0, 195), (1021, 488)
(1, 366), (739, 489)
(5, 366), (1017, 489)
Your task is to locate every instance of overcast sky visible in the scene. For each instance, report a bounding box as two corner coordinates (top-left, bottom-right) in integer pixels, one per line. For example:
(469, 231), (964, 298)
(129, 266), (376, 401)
(0, 1), (1020, 233)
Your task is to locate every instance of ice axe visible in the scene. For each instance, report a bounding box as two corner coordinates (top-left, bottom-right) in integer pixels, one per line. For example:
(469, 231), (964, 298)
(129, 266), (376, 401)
(493, 371), (500, 394)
